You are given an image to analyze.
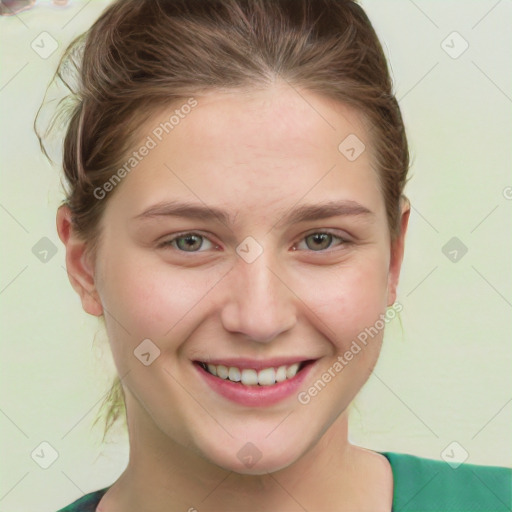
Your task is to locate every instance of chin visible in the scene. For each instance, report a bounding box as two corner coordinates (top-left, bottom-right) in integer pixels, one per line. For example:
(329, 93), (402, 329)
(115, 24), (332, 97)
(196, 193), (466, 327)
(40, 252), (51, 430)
(211, 451), (299, 476)
(196, 431), (307, 476)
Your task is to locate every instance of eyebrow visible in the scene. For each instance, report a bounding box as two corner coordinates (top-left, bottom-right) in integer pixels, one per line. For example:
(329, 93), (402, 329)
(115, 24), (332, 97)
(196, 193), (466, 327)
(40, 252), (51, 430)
(132, 199), (374, 226)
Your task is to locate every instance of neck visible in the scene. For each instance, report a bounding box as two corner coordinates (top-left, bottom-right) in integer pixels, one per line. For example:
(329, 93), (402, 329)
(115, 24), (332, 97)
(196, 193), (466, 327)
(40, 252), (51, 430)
(99, 398), (384, 512)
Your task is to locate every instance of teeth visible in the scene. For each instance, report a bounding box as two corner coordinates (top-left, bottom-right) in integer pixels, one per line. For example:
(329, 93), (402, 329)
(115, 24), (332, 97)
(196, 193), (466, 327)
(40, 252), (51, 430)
(275, 365), (287, 382)
(216, 365), (228, 379)
(286, 363), (300, 379)
(202, 361), (303, 385)
(241, 369), (258, 386)
(258, 367), (275, 386)
(228, 366), (241, 382)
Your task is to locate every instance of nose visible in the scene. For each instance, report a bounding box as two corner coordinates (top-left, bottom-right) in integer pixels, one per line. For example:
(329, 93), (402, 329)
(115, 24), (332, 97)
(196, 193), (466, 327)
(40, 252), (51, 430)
(220, 250), (297, 343)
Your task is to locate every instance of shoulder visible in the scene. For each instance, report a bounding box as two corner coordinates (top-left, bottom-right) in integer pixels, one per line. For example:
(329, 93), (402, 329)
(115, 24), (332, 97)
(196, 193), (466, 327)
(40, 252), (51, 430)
(55, 487), (110, 512)
(381, 451), (512, 512)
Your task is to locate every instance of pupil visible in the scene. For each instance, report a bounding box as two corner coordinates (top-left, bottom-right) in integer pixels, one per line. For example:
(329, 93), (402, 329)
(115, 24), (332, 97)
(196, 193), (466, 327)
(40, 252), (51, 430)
(179, 235), (201, 251)
(309, 233), (330, 250)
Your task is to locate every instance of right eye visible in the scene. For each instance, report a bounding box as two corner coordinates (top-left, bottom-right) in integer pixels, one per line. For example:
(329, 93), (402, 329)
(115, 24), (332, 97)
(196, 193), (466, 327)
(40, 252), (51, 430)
(157, 232), (218, 252)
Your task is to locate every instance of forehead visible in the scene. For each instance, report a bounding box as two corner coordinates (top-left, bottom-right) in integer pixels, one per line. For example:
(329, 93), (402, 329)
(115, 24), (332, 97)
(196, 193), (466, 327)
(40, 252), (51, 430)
(174, 84), (370, 164)
(104, 83), (384, 224)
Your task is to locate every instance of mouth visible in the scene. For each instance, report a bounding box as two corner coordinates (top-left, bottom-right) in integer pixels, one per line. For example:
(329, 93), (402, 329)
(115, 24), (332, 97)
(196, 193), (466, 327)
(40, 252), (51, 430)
(194, 359), (316, 387)
(193, 358), (318, 406)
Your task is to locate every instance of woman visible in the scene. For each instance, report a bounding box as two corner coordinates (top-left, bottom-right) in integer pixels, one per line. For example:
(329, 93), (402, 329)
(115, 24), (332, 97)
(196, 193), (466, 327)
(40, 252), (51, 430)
(42, 0), (511, 510)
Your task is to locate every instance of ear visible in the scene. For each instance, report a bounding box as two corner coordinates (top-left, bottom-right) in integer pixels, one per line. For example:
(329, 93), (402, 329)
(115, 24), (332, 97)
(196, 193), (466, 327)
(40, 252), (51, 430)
(387, 198), (410, 307)
(56, 205), (103, 316)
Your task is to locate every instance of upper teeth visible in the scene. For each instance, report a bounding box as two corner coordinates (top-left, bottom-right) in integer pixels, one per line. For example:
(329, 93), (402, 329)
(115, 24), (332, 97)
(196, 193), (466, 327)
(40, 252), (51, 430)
(204, 362), (301, 386)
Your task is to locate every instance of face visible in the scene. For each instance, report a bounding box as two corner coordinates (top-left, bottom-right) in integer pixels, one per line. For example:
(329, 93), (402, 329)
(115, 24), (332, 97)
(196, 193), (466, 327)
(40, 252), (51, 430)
(61, 83), (408, 474)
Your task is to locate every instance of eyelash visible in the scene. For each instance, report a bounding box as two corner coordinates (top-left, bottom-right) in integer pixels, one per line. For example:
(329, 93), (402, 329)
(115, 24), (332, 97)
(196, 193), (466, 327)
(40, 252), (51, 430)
(156, 230), (351, 253)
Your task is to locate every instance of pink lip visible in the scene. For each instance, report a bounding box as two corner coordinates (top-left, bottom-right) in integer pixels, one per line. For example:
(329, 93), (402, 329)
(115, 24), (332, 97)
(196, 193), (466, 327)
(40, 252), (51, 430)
(194, 360), (317, 407)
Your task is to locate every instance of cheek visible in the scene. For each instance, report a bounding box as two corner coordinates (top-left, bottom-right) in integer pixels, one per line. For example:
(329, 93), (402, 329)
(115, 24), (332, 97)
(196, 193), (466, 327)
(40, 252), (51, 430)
(305, 255), (390, 349)
(100, 253), (216, 336)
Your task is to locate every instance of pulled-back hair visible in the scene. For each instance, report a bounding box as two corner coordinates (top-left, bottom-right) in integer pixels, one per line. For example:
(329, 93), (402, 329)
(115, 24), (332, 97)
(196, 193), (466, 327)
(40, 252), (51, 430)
(36, 0), (410, 439)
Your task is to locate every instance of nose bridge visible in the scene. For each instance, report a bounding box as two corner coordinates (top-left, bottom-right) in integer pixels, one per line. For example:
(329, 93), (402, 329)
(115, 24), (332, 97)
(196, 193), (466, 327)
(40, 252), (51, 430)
(221, 244), (296, 342)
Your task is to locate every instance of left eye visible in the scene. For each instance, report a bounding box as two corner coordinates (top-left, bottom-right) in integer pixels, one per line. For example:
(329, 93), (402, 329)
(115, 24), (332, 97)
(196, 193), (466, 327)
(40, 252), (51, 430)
(158, 231), (347, 253)
(295, 232), (347, 252)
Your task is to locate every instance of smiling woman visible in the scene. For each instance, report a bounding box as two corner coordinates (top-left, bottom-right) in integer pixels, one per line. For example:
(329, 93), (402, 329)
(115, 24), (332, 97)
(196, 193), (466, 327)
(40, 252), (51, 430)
(33, 0), (511, 511)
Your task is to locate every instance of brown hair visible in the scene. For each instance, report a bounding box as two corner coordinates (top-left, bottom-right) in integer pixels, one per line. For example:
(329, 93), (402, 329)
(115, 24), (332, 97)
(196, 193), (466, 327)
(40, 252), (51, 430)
(36, 0), (410, 439)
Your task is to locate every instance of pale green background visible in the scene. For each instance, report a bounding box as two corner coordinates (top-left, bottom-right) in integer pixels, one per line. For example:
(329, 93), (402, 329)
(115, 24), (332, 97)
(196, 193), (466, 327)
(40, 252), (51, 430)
(1, 1), (511, 510)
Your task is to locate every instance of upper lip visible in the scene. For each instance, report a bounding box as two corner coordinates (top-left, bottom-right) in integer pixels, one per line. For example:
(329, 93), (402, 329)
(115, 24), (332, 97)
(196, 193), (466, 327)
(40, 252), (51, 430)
(194, 357), (317, 371)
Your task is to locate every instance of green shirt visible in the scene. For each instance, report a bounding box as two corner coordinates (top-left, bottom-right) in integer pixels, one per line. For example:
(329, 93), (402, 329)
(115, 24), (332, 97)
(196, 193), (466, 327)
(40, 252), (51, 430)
(56, 451), (512, 511)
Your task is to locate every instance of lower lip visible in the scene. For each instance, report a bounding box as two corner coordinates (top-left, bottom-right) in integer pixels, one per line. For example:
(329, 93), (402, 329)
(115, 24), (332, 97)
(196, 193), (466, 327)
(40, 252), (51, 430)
(194, 361), (316, 407)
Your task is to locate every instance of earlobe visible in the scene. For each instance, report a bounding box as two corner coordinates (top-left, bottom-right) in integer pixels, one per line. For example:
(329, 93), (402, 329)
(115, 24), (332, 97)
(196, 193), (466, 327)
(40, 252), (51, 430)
(56, 205), (103, 317)
(387, 201), (410, 307)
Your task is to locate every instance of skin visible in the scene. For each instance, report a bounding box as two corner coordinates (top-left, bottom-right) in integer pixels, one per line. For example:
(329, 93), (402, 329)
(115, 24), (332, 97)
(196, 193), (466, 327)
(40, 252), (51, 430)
(57, 82), (409, 512)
